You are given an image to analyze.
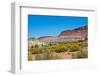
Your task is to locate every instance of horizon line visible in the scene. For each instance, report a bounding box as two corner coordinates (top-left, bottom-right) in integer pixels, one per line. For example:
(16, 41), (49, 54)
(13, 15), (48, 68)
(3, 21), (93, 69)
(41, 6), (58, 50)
(29, 25), (87, 39)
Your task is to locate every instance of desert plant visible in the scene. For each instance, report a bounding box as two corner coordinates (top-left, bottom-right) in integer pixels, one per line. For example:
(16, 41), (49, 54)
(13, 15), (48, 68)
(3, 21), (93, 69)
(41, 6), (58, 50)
(35, 51), (61, 60)
(71, 46), (88, 59)
(34, 44), (39, 48)
(67, 43), (80, 52)
(28, 51), (33, 61)
(77, 50), (88, 58)
(72, 52), (78, 59)
(53, 45), (68, 53)
(29, 48), (42, 54)
(77, 40), (88, 48)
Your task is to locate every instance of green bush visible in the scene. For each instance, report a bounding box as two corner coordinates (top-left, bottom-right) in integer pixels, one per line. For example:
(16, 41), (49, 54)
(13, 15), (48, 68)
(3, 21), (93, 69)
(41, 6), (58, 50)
(53, 45), (68, 53)
(67, 43), (80, 52)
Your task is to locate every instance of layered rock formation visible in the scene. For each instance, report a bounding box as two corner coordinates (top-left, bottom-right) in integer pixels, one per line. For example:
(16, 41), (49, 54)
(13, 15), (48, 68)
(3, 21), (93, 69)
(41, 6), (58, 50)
(38, 25), (88, 43)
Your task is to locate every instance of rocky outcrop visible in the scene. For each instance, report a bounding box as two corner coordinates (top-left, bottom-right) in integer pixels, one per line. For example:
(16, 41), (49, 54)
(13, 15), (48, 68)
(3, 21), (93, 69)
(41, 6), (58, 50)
(59, 25), (87, 38)
(38, 25), (88, 43)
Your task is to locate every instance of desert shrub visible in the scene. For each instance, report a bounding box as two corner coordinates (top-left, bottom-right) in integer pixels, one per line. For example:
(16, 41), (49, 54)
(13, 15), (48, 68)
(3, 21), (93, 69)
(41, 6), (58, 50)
(82, 41), (88, 47)
(72, 52), (78, 59)
(28, 51), (33, 61)
(35, 54), (45, 60)
(77, 50), (88, 58)
(28, 55), (33, 61)
(31, 45), (34, 48)
(72, 50), (88, 59)
(77, 41), (88, 48)
(53, 45), (68, 53)
(48, 43), (53, 46)
(30, 48), (42, 54)
(67, 43), (80, 52)
(35, 51), (61, 60)
(34, 44), (39, 48)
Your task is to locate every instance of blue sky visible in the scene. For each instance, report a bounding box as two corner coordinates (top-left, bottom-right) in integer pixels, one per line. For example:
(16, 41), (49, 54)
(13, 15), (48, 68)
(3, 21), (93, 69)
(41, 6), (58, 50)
(28, 15), (88, 38)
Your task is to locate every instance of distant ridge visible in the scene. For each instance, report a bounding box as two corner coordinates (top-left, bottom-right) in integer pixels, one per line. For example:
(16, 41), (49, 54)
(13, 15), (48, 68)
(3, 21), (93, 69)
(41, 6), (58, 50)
(28, 37), (35, 40)
(38, 36), (53, 40)
(59, 25), (87, 36)
(29, 25), (88, 43)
